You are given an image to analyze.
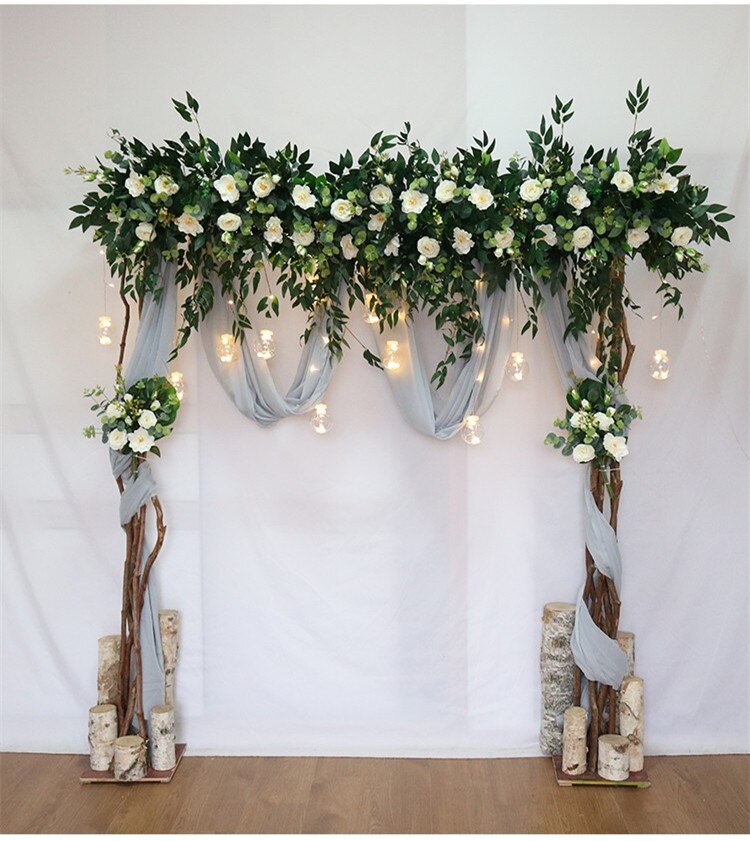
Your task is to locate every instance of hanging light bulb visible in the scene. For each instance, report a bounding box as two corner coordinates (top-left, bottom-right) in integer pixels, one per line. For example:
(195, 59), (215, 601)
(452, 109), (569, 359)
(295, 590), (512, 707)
(218, 333), (236, 363)
(253, 329), (276, 360)
(462, 415), (483, 446)
(97, 315), (112, 346)
(168, 371), (184, 401)
(506, 351), (528, 382)
(383, 340), (401, 371)
(649, 348), (670, 381)
(310, 402), (331, 434)
(363, 293), (380, 324)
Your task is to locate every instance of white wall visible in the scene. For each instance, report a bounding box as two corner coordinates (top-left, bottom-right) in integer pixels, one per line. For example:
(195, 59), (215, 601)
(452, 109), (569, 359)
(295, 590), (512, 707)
(1, 5), (747, 757)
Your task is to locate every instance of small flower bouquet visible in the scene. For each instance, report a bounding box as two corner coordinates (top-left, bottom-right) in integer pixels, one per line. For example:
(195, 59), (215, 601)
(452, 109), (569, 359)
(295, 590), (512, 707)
(545, 377), (641, 466)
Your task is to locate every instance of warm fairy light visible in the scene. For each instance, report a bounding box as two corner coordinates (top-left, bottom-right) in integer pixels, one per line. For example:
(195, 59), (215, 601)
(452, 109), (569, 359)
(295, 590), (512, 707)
(506, 351), (528, 382)
(310, 402), (331, 434)
(462, 414), (483, 446)
(218, 333), (237, 363)
(383, 340), (401, 371)
(363, 293), (380, 324)
(253, 328), (276, 360)
(97, 315), (112, 346)
(649, 348), (670, 381)
(168, 371), (184, 401)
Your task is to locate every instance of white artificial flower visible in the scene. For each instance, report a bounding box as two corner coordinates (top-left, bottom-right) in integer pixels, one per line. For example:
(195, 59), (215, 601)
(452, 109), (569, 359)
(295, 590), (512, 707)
(330, 198), (355, 222)
(108, 429), (128, 451)
(384, 235), (400, 257)
(594, 411), (614, 431)
(452, 227), (474, 255)
(493, 229), (514, 250)
(627, 228), (650, 249)
(671, 226), (692, 247)
(368, 212), (386, 232)
(123, 393), (133, 402)
(572, 226), (594, 250)
(292, 229), (315, 248)
(573, 443), (596, 463)
(128, 428), (155, 454)
(104, 401), (125, 420)
(417, 236), (440, 260)
(400, 189), (429, 215)
(469, 184), (494, 211)
(138, 410), (157, 430)
(154, 175), (178, 196)
(292, 184), (317, 209)
(175, 213), (203, 236)
(567, 185), (591, 212)
(603, 432), (629, 462)
(370, 184), (393, 205)
(536, 223), (557, 246)
(569, 411), (584, 429)
(125, 171), (146, 198)
(435, 180), (457, 203)
(271, 174), (281, 184)
(611, 171), (634, 193)
(150, 400), (161, 410)
(581, 399), (590, 409)
(217, 213), (242, 232)
(264, 216), (283, 244)
(213, 174), (240, 204)
(520, 179), (544, 202)
(135, 222), (156, 242)
(650, 172), (679, 194)
(340, 234), (359, 261)
(252, 175), (276, 198)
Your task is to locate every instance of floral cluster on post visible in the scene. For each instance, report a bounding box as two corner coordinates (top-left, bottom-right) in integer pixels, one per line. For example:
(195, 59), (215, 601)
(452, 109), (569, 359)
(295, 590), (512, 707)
(545, 378), (641, 466)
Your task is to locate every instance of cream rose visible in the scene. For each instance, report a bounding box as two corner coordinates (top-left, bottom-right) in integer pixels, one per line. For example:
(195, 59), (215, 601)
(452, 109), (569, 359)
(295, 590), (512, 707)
(264, 216), (283, 244)
(567, 185), (591, 212)
(125, 171), (146, 198)
(573, 444), (596, 463)
(603, 433), (629, 462)
(138, 410), (157, 430)
(469, 184), (494, 211)
(128, 428), (155, 454)
(650, 172), (679, 194)
(340, 234), (359, 261)
(292, 229), (315, 248)
(108, 429), (128, 451)
(154, 175), (178, 196)
(627, 228), (650, 249)
(400, 189), (429, 215)
(572, 226), (594, 249)
(330, 198), (355, 222)
(536, 224), (557, 246)
(493, 229), (514, 250)
(218, 213), (242, 232)
(435, 180), (457, 203)
(213, 174), (240, 204)
(370, 184), (393, 205)
(252, 175), (276, 198)
(384, 235), (400, 257)
(175, 213), (203, 236)
(417, 236), (440, 259)
(135, 222), (156, 242)
(452, 227), (474, 255)
(292, 184), (316, 209)
(520, 179), (544, 202)
(368, 212), (386, 232)
(670, 226), (692, 247)
(594, 412), (614, 431)
(569, 411), (584, 429)
(611, 171), (634, 193)
(104, 401), (125, 420)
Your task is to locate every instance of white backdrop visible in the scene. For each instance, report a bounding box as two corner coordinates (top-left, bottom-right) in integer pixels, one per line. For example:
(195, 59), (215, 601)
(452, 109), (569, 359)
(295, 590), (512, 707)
(1, 5), (747, 757)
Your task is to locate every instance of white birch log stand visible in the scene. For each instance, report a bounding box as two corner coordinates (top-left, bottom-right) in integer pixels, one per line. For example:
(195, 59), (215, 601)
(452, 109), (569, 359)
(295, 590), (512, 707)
(562, 706), (587, 776)
(620, 675), (645, 772)
(540, 602), (576, 754)
(97, 635), (121, 706)
(88, 704), (117, 771)
(150, 704), (176, 771)
(159, 610), (179, 707)
(113, 735), (147, 781)
(597, 734), (630, 781)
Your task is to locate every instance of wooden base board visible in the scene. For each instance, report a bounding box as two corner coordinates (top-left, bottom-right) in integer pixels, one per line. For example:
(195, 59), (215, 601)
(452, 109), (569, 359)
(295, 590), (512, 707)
(80, 743), (186, 784)
(552, 754), (650, 787)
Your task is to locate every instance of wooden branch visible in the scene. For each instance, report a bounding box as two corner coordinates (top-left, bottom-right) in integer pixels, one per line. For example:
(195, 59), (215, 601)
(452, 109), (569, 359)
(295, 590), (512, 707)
(139, 496), (166, 600)
(117, 275), (131, 370)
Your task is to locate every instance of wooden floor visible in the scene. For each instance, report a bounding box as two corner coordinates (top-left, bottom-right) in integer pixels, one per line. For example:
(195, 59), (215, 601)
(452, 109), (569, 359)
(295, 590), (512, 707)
(1, 753), (748, 834)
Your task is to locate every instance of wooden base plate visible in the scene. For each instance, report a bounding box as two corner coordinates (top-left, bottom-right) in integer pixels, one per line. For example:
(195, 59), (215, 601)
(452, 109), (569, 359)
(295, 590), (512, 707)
(552, 754), (650, 787)
(80, 743), (186, 784)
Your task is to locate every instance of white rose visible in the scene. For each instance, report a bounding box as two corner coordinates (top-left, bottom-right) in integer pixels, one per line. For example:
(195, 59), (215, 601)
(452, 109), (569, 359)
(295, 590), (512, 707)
(292, 229), (315, 248)
(104, 401), (125, 420)
(264, 216), (283, 244)
(384, 235), (400, 257)
(650, 172), (679, 194)
(340, 234), (359, 261)
(573, 444), (596, 463)
(213, 174), (240, 204)
(175, 213), (203, 236)
(469, 184), (494, 211)
(567, 185), (591, 212)
(603, 433), (629, 462)
(271, 174), (281, 184)
(330, 198), (355, 222)
(611, 171), (634, 193)
(572, 226), (594, 250)
(400, 189), (429, 215)
(536, 223), (557, 246)
(217, 212), (242, 232)
(138, 409), (157, 430)
(127, 428), (155, 454)
(370, 184), (393, 205)
(594, 412), (614, 431)
(452, 227), (474, 255)
(493, 229), (514, 250)
(435, 180), (457, 203)
(252, 175), (276, 198)
(417, 236), (440, 259)
(569, 411), (584, 429)
(627, 228), (650, 249)
(125, 171), (146, 198)
(135, 222), (156, 242)
(520, 179), (544, 202)
(670, 226), (692, 247)
(108, 429), (128, 451)
(368, 212), (386, 232)
(154, 175), (178, 196)
(292, 184), (317, 209)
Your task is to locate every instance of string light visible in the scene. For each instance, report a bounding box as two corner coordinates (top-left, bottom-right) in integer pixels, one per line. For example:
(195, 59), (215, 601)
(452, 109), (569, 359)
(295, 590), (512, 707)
(253, 328), (276, 360)
(218, 333), (237, 363)
(506, 351), (528, 382)
(363, 293), (379, 324)
(310, 402), (331, 434)
(97, 315), (112, 346)
(649, 348), (670, 381)
(168, 371), (184, 401)
(462, 415), (483, 446)
(383, 340), (401, 371)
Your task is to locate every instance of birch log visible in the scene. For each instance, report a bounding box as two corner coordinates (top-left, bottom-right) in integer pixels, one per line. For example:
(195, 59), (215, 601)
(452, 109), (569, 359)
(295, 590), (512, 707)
(540, 602), (576, 754)
(97, 635), (121, 706)
(159, 610), (179, 706)
(88, 704), (117, 771)
(150, 704), (176, 771)
(597, 734), (630, 781)
(562, 706), (587, 776)
(113, 735), (147, 781)
(616, 631), (636, 677)
(620, 675), (645, 771)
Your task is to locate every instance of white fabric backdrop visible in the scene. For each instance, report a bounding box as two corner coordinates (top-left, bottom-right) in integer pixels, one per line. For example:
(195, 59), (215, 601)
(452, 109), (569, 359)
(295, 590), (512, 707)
(1, 5), (747, 757)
